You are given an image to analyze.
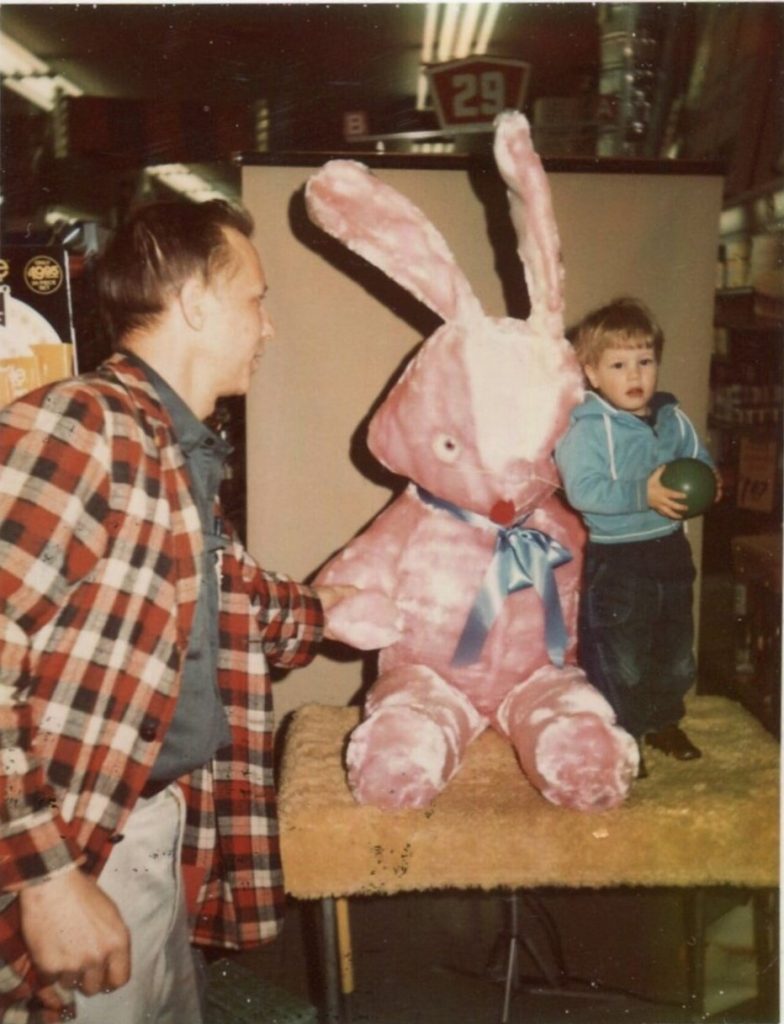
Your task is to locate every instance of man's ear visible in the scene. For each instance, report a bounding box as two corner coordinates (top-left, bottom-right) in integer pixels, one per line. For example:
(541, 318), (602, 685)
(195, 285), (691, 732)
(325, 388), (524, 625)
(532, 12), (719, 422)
(178, 276), (207, 331)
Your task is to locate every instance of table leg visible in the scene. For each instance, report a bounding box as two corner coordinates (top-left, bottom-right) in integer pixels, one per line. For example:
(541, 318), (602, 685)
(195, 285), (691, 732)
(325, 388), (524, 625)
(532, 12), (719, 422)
(753, 888), (779, 1014)
(336, 897), (354, 1021)
(501, 894), (520, 1024)
(683, 888), (706, 1020)
(321, 897), (343, 1023)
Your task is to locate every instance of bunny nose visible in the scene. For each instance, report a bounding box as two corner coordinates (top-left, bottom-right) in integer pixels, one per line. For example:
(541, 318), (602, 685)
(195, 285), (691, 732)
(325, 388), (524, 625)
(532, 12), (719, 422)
(490, 499), (516, 526)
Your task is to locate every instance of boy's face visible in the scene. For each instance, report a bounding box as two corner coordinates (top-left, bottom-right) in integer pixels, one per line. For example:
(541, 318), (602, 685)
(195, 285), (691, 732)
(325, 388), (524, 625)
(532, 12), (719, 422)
(584, 342), (658, 416)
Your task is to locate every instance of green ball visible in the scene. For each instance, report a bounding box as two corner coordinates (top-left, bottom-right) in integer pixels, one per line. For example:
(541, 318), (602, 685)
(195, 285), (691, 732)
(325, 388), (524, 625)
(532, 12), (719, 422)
(660, 458), (716, 518)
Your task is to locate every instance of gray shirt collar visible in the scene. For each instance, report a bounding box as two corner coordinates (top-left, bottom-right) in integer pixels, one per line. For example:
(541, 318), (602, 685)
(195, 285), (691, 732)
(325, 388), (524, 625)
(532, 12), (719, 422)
(118, 349), (231, 458)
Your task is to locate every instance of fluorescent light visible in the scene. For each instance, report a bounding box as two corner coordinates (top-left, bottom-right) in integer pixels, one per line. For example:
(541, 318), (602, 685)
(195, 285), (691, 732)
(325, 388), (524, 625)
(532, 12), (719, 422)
(753, 189), (784, 229)
(145, 164), (234, 203)
(417, 6), (438, 108)
(454, 4), (483, 59)
(44, 206), (85, 227)
(411, 141), (456, 155)
(417, 2), (501, 110)
(719, 206), (747, 238)
(437, 4), (461, 63)
(0, 30), (83, 111)
(475, 3), (501, 55)
(421, 4), (439, 64)
(0, 30), (49, 77)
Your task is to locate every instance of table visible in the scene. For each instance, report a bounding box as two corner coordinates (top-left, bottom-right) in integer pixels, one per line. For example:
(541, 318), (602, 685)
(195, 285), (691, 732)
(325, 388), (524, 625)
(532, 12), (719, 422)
(278, 696), (779, 1021)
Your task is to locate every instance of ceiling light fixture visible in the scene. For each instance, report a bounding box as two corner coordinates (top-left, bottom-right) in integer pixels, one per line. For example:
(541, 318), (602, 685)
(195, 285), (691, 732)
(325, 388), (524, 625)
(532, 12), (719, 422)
(436, 4), (461, 63)
(0, 30), (82, 111)
(417, 3), (502, 110)
(454, 3), (483, 59)
(475, 2), (501, 55)
(145, 164), (236, 204)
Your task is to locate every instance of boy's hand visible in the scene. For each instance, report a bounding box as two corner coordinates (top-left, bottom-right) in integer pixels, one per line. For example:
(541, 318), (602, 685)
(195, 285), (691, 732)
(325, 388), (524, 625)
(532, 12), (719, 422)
(647, 465), (689, 519)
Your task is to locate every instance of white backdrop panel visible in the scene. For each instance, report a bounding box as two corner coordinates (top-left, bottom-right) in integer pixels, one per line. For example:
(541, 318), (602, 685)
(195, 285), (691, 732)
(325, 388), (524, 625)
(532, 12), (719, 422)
(242, 161), (723, 724)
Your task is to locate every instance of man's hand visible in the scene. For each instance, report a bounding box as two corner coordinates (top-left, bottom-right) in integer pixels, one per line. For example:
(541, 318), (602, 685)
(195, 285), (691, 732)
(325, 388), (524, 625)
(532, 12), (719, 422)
(19, 865), (130, 1009)
(315, 584), (403, 650)
(314, 583), (359, 612)
(647, 465), (688, 519)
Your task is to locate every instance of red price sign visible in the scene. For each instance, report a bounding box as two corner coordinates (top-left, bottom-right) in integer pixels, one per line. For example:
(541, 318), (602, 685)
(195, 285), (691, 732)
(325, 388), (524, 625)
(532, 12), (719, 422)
(427, 57), (531, 133)
(737, 437), (777, 513)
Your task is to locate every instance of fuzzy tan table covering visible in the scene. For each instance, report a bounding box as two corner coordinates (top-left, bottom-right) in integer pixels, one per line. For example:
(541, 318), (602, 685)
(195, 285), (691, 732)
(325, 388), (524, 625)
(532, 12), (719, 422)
(278, 697), (779, 898)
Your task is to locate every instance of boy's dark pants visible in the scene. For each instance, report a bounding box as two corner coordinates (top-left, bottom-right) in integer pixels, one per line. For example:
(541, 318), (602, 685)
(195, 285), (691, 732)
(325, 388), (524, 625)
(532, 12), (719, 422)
(578, 535), (697, 740)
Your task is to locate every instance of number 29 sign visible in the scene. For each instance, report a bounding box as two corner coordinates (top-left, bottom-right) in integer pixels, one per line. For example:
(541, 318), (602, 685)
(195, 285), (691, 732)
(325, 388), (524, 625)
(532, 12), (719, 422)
(427, 57), (531, 133)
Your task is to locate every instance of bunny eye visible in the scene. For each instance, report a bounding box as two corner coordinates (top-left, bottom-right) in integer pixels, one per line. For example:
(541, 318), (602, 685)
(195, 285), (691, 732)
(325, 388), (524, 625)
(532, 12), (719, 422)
(432, 434), (461, 464)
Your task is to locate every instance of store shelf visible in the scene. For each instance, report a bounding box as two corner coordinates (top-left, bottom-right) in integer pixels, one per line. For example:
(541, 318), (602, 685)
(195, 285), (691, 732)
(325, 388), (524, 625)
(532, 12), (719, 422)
(714, 287), (784, 329)
(698, 286), (782, 736)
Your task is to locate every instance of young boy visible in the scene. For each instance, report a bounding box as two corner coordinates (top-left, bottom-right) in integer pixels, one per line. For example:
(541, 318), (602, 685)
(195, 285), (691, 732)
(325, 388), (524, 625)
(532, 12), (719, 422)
(555, 297), (720, 776)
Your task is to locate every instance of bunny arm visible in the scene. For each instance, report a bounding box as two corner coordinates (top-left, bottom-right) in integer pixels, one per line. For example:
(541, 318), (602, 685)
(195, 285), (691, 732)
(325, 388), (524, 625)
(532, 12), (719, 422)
(314, 494), (418, 651)
(305, 159), (483, 325)
(494, 111), (565, 334)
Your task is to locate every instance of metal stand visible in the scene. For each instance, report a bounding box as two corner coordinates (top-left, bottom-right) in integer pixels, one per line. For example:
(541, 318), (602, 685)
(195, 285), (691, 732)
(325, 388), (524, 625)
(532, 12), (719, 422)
(683, 888), (706, 1019)
(320, 898), (342, 1023)
(494, 892), (645, 1024)
(500, 893), (562, 1023)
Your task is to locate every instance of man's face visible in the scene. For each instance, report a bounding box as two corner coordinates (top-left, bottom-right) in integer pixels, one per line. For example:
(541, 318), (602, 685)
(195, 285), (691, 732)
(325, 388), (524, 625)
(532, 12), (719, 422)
(201, 228), (274, 398)
(584, 342), (658, 416)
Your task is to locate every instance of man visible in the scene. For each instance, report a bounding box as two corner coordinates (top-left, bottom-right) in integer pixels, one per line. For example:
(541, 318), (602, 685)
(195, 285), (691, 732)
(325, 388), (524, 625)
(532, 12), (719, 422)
(0, 200), (356, 1023)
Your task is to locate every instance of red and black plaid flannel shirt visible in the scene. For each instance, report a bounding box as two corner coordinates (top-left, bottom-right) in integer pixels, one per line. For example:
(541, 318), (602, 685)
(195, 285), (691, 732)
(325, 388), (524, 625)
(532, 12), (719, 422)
(0, 354), (323, 1021)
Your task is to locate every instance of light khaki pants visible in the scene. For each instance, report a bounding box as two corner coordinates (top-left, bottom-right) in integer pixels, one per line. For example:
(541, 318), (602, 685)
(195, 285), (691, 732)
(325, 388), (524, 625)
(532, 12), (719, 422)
(74, 785), (205, 1024)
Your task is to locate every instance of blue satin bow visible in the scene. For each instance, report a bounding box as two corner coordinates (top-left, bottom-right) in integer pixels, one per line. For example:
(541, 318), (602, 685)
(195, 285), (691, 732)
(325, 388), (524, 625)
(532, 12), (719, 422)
(416, 487), (573, 668)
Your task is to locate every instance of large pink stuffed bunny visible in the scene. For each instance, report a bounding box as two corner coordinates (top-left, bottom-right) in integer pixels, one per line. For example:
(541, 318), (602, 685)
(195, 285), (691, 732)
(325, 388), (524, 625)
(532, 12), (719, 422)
(309, 111), (638, 812)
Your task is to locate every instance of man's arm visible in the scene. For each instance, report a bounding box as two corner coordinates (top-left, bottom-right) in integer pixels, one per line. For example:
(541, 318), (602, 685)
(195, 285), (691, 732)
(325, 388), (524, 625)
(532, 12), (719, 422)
(0, 387), (131, 999)
(0, 388), (110, 882)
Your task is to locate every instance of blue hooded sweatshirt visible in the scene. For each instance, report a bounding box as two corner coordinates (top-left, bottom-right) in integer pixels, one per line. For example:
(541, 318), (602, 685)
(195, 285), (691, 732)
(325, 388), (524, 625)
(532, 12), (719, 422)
(554, 391), (715, 544)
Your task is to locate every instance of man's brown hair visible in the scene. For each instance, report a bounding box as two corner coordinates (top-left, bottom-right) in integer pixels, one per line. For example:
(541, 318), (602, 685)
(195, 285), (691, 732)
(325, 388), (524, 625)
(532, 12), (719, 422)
(95, 199), (254, 346)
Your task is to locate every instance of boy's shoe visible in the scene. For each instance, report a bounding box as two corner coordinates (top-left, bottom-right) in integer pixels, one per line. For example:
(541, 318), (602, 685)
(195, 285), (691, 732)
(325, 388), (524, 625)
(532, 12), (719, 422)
(645, 724), (702, 760)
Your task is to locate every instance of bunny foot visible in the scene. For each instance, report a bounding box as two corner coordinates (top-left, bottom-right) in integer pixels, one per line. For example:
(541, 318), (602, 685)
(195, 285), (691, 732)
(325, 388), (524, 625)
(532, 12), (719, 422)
(346, 664), (486, 810)
(346, 705), (450, 810)
(529, 713), (638, 811)
(496, 664), (638, 811)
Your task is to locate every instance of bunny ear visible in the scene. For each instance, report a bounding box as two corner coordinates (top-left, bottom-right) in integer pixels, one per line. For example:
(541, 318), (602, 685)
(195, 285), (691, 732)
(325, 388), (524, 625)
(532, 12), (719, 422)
(493, 111), (565, 333)
(305, 159), (482, 324)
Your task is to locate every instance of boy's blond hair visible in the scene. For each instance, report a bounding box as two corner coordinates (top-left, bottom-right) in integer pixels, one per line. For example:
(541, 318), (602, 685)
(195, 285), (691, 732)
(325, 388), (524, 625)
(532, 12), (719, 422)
(571, 297), (664, 368)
